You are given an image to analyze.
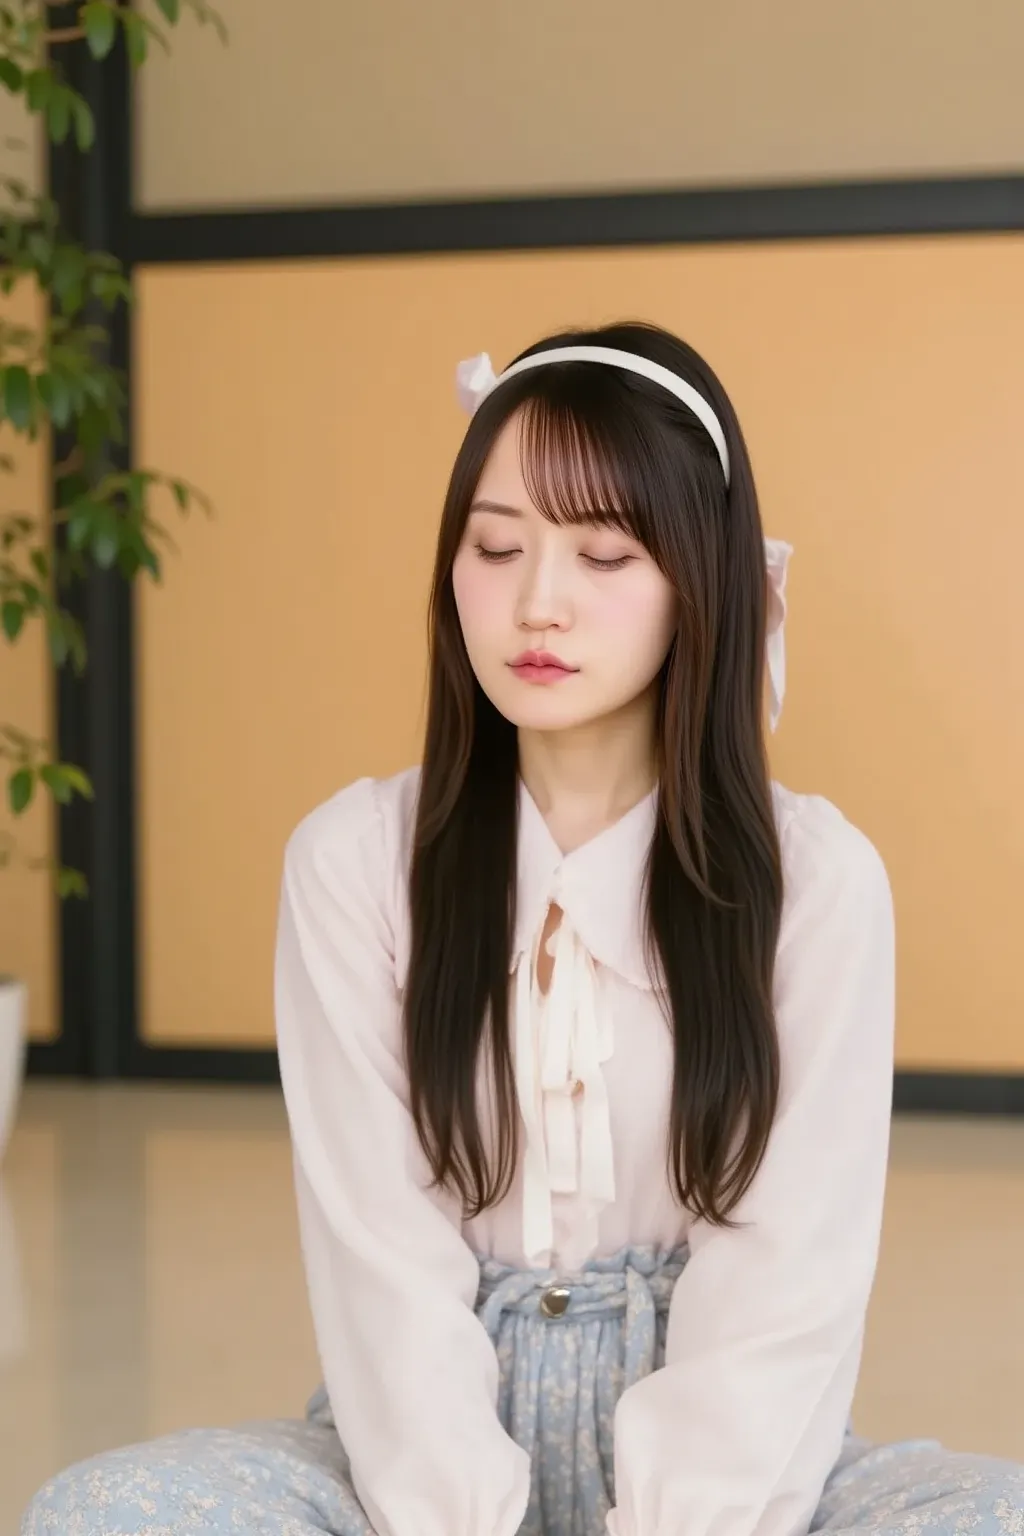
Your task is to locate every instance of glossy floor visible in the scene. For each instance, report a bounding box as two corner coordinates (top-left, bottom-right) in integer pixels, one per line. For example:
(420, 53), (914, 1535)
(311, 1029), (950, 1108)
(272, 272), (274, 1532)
(1, 1083), (1023, 1532)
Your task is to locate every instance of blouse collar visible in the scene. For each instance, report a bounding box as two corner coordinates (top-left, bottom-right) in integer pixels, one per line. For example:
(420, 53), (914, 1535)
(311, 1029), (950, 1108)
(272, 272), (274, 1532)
(512, 782), (659, 992)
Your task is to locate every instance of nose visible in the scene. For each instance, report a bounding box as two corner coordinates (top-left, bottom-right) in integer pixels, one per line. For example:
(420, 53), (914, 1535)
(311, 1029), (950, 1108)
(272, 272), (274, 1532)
(514, 548), (573, 634)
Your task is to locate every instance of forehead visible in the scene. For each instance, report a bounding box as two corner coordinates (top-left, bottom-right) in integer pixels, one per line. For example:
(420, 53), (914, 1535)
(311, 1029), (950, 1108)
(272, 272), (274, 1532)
(474, 412), (529, 503)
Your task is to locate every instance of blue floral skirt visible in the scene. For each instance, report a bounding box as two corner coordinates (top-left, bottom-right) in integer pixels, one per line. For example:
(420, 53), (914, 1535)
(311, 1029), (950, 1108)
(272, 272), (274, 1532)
(21, 1245), (1024, 1536)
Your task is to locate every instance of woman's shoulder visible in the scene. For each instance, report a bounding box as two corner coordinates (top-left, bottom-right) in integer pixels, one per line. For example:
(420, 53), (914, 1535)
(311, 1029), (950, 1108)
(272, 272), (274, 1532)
(284, 766), (421, 894)
(771, 780), (891, 914)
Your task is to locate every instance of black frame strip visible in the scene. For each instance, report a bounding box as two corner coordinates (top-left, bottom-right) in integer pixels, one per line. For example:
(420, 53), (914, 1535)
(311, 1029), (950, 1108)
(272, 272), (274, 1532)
(27, 14), (135, 1078)
(129, 173), (1024, 265)
(892, 1072), (1024, 1116)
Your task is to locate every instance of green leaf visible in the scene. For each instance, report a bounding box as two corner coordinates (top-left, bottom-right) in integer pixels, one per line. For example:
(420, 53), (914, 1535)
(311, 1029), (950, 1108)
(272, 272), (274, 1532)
(92, 526), (119, 568)
(154, 0), (180, 19)
(39, 763), (73, 804)
(0, 724), (31, 751)
(93, 270), (129, 309)
(46, 86), (72, 145)
(8, 766), (33, 815)
(1, 599), (24, 640)
(30, 548), (48, 580)
(0, 515), (34, 551)
(76, 406), (105, 458)
(68, 624), (88, 673)
(171, 479), (190, 510)
(3, 366), (33, 431)
(72, 95), (95, 152)
(82, 2), (117, 60)
(19, 581), (42, 613)
(25, 71), (52, 113)
(39, 763), (93, 805)
(122, 11), (149, 66)
(67, 504), (95, 551)
(57, 470), (90, 505)
(0, 58), (24, 93)
(47, 621), (69, 668)
(52, 245), (87, 309)
(127, 470), (152, 511)
(57, 867), (88, 900)
(60, 764), (93, 800)
(36, 371), (74, 429)
(198, 3), (229, 45)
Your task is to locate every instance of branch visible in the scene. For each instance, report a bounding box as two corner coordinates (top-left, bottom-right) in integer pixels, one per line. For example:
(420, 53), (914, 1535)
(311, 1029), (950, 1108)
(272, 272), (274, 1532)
(44, 27), (87, 43)
(54, 444), (84, 478)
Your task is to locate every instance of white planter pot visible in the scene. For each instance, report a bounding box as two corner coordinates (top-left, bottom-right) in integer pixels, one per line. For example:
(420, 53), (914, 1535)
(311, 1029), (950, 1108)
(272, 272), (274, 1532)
(0, 977), (27, 1163)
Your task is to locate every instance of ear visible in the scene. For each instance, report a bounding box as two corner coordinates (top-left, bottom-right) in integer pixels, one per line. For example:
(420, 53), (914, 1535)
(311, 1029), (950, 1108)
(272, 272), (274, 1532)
(764, 538), (793, 733)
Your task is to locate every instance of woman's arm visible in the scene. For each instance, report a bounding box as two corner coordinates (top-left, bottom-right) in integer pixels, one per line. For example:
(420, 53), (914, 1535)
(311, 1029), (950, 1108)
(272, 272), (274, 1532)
(275, 777), (531, 1536)
(610, 798), (896, 1536)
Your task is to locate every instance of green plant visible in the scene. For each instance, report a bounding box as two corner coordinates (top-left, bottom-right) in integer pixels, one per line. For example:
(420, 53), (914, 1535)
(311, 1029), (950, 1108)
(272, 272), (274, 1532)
(0, 0), (222, 894)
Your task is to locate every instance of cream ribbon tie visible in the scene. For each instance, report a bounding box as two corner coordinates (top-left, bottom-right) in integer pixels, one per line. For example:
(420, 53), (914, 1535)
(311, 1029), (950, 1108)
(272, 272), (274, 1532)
(514, 905), (616, 1267)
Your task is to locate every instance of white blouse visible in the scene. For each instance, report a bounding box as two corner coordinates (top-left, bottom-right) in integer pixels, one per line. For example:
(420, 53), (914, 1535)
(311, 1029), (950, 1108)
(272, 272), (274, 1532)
(275, 768), (895, 1536)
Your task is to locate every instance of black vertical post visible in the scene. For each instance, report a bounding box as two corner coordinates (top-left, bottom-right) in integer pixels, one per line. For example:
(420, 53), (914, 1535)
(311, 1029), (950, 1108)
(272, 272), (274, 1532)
(32, 12), (136, 1077)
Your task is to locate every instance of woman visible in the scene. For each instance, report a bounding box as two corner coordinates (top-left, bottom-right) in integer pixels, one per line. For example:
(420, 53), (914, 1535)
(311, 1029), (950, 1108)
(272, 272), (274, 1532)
(23, 323), (1024, 1536)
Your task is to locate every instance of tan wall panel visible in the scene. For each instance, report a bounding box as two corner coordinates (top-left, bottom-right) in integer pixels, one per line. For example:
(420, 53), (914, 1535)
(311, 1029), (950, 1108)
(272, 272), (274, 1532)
(0, 87), (44, 199)
(135, 238), (1024, 1067)
(137, 0), (1024, 211)
(0, 285), (56, 1044)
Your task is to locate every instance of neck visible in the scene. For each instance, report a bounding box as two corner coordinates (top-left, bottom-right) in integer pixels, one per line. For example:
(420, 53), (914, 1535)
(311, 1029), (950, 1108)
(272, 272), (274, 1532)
(518, 686), (659, 853)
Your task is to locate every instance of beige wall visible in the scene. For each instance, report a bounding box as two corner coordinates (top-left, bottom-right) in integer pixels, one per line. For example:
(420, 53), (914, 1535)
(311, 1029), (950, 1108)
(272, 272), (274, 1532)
(0, 283), (56, 1044)
(137, 0), (1024, 211)
(0, 83), (43, 200)
(135, 236), (1024, 1069)
(0, 98), (52, 1042)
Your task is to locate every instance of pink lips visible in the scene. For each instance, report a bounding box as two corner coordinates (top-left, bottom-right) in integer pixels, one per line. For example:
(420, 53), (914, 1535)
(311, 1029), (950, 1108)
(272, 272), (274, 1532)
(508, 650), (579, 685)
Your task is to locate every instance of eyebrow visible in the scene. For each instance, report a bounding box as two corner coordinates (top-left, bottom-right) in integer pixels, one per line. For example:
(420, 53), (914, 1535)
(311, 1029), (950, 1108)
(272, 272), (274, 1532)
(468, 500), (524, 518)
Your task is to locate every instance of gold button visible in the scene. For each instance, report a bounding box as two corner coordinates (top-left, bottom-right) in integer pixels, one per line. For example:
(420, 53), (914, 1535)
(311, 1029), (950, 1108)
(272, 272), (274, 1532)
(539, 1285), (571, 1318)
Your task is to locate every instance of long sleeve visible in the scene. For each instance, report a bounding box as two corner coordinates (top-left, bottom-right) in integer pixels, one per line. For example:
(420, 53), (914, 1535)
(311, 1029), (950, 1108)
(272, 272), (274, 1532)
(274, 778), (531, 1536)
(610, 800), (896, 1536)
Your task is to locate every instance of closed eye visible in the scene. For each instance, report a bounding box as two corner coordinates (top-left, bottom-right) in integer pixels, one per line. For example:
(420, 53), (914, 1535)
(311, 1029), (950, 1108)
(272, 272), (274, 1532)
(474, 544), (519, 564)
(583, 555), (634, 571)
(473, 545), (634, 571)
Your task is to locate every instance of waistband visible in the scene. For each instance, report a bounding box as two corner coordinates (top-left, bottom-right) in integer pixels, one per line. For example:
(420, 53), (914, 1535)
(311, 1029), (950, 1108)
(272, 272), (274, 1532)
(477, 1242), (689, 1323)
(476, 1243), (689, 1392)
(306, 1244), (689, 1427)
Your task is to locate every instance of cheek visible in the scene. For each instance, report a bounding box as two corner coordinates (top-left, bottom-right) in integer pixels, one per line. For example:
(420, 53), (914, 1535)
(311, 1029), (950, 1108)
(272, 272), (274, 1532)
(452, 551), (499, 642)
(596, 572), (678, 661)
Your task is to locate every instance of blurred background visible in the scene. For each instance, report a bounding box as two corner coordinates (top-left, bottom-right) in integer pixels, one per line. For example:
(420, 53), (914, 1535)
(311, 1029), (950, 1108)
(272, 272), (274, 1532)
(1, 0), (1023, 1526)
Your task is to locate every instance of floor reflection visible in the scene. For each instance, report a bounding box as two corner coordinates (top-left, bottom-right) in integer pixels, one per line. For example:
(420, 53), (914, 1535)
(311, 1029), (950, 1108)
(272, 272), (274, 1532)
(0, 1083), (319, 1530)
(1, 1083), (1022, 1532)
(0, 1179), (26, 1367)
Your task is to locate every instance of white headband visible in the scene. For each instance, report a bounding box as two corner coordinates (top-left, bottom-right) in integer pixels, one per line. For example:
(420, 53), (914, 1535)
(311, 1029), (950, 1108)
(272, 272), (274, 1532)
(455, 348), (792, 731)
(458, 344), (732, 487)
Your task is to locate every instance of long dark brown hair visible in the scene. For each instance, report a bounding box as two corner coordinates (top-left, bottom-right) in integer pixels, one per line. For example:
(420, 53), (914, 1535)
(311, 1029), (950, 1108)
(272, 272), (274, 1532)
(404, 321), (783, 1228)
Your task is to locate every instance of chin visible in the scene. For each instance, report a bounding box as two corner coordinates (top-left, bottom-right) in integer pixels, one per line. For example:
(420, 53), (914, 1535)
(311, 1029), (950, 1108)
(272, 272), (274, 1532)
(485, 680), (606, 734)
